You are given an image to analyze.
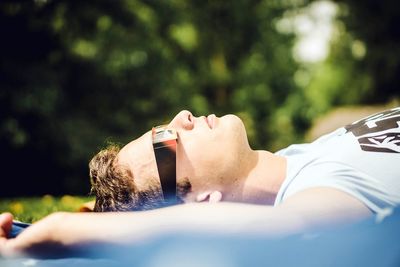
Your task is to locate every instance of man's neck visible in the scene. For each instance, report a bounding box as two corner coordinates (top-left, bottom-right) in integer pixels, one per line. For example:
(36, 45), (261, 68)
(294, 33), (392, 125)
(238, 150), (287, 205)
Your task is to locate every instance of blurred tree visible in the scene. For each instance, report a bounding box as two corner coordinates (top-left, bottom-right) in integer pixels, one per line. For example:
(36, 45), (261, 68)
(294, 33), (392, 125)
(333, 0), (400, 103)
(268, 0), (400, 149)
(1, 0), (398, 197)
(0, 0), (301, 196)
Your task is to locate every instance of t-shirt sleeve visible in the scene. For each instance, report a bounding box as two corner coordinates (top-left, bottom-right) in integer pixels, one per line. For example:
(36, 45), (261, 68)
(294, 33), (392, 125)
(279, 161), (398, 215)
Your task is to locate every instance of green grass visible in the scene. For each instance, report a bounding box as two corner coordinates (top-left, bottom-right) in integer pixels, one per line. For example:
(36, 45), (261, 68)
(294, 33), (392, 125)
(0, 195), (95, 223)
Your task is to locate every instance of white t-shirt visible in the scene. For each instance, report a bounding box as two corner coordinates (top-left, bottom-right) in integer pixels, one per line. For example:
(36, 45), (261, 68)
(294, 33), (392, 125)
(274, 107), (400, 215)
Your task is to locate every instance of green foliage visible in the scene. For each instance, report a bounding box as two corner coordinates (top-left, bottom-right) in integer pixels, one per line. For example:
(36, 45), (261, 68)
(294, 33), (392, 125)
(0, 196), (94, 223)
(333, 0), (400, 102)
(0, 0), (398, 196)
(266, 0), (400, 149)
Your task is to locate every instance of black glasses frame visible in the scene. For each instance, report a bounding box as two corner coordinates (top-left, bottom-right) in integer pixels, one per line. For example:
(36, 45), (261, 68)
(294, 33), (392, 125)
(152, 125), (178, 203)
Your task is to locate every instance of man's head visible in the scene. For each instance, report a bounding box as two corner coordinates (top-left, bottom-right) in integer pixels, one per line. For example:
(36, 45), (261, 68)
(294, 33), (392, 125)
(88, 144), (167, 211)
(89, 110), (252, 212)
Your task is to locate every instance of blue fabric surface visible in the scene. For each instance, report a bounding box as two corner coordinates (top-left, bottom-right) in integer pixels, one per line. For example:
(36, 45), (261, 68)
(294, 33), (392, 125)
(10, 221), (31, 238)
(2, 207), (399, 267)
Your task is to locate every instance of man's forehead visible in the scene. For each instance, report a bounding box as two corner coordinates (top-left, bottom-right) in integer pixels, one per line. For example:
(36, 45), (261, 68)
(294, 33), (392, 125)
(119, 131), (152, 158)
(117, 131), (159, 189)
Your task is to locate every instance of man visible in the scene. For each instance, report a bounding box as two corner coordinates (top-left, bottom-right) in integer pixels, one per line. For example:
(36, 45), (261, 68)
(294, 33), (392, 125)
(1, 107), (399, 257)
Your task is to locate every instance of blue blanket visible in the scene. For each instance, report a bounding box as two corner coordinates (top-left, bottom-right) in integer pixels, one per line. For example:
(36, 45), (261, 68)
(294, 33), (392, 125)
(2, 207), (400, 267)
(10, 221), (31, 238)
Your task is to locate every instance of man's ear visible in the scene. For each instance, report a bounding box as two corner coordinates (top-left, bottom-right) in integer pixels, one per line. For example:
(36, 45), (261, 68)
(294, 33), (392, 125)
(196, 191), (222, 203)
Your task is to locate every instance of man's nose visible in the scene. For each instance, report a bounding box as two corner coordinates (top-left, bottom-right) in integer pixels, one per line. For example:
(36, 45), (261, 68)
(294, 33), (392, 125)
(168, 110), (194, 130)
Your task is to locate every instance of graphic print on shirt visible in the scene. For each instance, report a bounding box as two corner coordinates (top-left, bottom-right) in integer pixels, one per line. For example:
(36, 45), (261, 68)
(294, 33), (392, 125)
(345, 107), (400, 153)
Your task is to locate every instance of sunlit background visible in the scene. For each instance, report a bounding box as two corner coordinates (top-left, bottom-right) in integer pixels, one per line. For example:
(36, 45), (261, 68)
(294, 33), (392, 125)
(1, 0), (399, 197)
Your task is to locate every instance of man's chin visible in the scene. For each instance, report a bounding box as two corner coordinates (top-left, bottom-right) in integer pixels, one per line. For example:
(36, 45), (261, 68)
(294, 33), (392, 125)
(221, 114), (244, 128)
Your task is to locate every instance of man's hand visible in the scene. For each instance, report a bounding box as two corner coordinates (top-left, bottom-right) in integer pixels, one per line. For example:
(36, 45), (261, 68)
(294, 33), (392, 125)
(0, 213), (13, 237)
(0, 212), (16, 256)
(0, 212), (68, 258)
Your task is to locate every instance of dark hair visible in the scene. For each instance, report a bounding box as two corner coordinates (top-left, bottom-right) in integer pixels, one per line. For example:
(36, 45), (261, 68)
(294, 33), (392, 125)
(89, 145), (191, 212)
(89, 145), (163, 211)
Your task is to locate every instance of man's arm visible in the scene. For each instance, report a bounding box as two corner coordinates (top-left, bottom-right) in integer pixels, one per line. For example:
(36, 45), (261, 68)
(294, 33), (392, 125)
(278, 187), (373, 229)
(0, 203), (302, 257)
(0, 187), (372, 257)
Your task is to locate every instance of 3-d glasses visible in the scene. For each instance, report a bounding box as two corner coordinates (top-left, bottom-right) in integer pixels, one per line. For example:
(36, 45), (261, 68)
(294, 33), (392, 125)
(152, 125), (178, 203)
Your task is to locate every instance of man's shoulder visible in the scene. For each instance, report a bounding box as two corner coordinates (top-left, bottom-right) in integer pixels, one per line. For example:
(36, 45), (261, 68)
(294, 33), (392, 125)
(277, 186), (373, 229)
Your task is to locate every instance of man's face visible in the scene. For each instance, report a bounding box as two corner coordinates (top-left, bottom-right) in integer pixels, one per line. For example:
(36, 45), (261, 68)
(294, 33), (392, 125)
(117, 110), (251, 203)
